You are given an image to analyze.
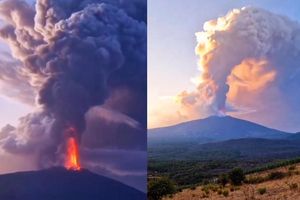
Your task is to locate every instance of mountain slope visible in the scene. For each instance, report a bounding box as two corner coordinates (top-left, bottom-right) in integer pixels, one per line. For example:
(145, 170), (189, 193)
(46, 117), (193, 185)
(148, 116), (291, 144)
(0, 167), (145, 200)
(287, 132), (300, 140)
(149, 138), (300, 161)
(199, 138), (300, 159)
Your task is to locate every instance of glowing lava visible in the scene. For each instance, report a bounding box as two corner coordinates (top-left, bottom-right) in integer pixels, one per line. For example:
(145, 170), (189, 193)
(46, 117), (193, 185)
(64, 127), (81, 170)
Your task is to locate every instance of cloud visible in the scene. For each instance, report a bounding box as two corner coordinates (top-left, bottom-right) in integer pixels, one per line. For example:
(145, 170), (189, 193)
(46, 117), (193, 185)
(0, 51), (35, 104)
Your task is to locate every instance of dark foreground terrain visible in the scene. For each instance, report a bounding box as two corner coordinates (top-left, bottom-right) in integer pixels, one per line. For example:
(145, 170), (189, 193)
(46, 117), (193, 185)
(0, 167), (145, 200)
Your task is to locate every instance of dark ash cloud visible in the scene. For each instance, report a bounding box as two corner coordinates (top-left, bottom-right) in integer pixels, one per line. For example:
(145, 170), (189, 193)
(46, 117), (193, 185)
(0, 0), (146, 189)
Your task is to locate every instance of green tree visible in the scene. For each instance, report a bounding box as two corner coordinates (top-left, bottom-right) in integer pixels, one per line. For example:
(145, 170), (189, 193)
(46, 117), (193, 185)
(218, 173), (229, 186)
(148, 177), (176, 200)
(229, 168), (245, 185)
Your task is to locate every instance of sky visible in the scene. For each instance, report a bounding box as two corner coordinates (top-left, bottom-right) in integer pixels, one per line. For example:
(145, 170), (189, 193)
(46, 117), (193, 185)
(148, 0), (300, 131)
(0, 0), (35, 128)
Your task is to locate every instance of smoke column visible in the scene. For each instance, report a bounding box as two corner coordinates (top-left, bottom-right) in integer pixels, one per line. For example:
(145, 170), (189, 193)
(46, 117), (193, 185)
(0, 0), (146, 167)
(178, 7), (300, 126)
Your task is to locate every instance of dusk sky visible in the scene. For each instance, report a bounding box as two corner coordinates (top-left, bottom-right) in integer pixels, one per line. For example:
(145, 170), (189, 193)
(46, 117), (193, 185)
(149, 0), (300, 132)
(0, 0), (34, 129)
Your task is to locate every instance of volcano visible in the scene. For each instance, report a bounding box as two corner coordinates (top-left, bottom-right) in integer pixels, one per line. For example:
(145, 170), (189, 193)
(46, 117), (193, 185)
(148, 116), (291, 144)
(0, 167), (145, 200)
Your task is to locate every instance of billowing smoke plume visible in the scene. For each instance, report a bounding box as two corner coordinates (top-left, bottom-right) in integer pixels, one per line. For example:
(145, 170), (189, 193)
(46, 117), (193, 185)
(177, 7), (300, 130)
(0, 0), (146, 168)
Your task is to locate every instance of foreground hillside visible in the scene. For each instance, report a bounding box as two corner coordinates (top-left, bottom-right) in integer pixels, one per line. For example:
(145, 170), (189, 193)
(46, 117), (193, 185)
(164, 163), (300, 200)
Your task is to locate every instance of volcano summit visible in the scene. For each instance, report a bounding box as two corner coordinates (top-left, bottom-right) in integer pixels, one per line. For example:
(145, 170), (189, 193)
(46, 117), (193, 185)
(0, 167), (145, 200)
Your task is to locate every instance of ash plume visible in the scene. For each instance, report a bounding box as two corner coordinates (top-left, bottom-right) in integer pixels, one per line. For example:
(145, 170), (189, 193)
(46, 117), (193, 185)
(0, 0), (146, 168)
(177, 7), (300, 130)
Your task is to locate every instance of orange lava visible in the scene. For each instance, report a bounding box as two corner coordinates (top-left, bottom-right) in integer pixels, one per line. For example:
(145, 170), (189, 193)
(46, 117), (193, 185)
(65, 136), (81, 170)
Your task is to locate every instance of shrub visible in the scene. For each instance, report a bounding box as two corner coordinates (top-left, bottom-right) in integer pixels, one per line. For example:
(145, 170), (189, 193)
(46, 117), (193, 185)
(219, 174), (229, 186)
(204, 189), (209, 195)
(257, 187), (267, 195)
(190, 185), (196, 190)
(202, 184), (219, 193)
(246, 175), (265, 184)
(229, 168), (245, 185)
(222, 190), (229, 197)
(148, 177), (176, 200)
(289, 165), (296, 171)
(289, 183), (298, 190)
(210, 184), (219, 192)
(267, 171), (285, 180)
(202, 179), (209, 185)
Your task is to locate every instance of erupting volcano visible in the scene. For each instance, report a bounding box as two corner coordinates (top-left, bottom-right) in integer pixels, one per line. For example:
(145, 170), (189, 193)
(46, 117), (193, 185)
(217, 108), (227, 117)
(64, 127), (81, 170)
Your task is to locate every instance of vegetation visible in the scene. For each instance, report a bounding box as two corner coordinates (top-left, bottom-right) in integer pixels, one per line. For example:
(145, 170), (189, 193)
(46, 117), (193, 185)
(229, 168), (245, 185)
(190, 185), (196, 190)
(202, 184), (219, 193)
(148, 177), (176, 200)
(148, 159), (227, 186)
(148, 156), (300, 190)
(288, 183), (298, 190)
(267, 171), (285, 180)
(218, 173), (229, 186)
(289, 165), (296, 171)
(148, 148), (300, 200)
(150, 150), (300, 199)
(222, 189), (229, 197)
(257, 187), (267, 195)
(245, 175), (265, 184)
(247, 157), (300, 174)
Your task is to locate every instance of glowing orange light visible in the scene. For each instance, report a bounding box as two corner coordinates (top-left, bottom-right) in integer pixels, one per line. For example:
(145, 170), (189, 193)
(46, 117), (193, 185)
(65, 135), (81, 171)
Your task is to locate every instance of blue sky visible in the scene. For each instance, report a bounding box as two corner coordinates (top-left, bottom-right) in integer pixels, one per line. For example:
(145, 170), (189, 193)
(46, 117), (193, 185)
(148, 0), (300, 128)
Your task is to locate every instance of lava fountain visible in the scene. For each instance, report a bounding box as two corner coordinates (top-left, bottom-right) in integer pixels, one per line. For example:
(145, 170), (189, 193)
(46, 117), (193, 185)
(64, 126), (81, 171)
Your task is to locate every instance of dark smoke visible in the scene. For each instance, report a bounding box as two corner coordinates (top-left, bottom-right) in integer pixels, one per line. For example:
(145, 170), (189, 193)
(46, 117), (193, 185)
(0, 0), (146, 168)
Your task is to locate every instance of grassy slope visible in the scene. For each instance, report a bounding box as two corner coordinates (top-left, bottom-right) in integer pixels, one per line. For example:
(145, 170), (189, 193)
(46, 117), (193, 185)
(164, 163), (300, 200)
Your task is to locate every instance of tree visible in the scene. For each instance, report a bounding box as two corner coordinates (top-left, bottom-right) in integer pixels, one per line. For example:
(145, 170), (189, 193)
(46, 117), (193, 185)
(148, 177), (176, 200)
(218, 173), (229, 186)
(229, 168), (245, 185)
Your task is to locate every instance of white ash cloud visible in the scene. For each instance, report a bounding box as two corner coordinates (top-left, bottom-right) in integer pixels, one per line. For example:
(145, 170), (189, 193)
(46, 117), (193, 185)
(176, 7), (300, 131)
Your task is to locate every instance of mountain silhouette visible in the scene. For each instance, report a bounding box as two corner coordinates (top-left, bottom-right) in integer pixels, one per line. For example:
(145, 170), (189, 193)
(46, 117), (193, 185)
(0, 167), (145, 200)
(148, 116), (290, 144)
